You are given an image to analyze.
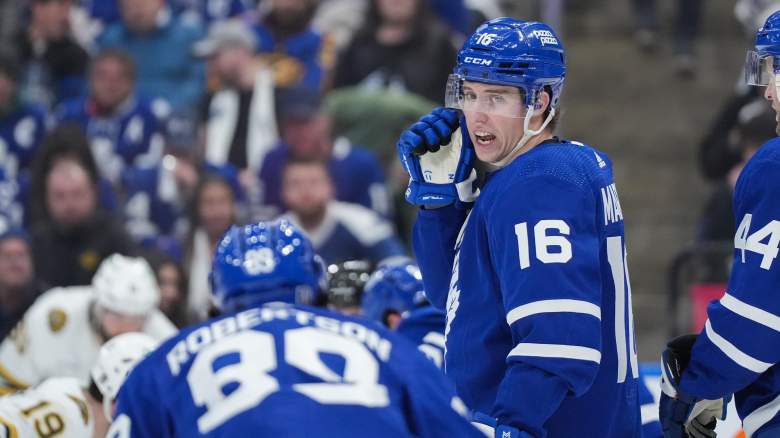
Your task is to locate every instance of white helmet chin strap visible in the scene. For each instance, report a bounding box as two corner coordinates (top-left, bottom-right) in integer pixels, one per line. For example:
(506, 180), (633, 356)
(103, 398), (113, 422)
(487, 105), (556, 169)
(775, 72), (780, 104)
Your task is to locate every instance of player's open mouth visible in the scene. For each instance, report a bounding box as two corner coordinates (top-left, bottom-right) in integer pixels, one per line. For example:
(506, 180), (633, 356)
(474, 131), (496, 145)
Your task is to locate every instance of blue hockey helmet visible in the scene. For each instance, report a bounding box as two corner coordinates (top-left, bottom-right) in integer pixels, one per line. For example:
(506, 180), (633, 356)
(209, 219), (326, 313)
(746, 10), (780, 85)
(445, 17), (566, 118)
(362, 261), (425, 325)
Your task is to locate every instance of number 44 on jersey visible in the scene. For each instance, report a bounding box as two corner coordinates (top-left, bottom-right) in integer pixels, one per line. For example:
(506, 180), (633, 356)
(735, 214), (780, 270)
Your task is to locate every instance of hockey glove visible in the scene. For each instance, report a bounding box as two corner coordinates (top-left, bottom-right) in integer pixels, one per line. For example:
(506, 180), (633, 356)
(659, 334), (730, 438)
(397, 107), (479, 208)
(470, 412), (533, 438)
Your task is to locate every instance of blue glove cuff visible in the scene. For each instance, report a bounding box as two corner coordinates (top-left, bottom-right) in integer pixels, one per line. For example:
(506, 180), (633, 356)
(405, 179), (459, 207)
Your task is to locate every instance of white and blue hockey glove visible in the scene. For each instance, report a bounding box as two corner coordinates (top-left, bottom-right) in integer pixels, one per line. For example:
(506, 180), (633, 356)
(397, 107), (479, 208)
(471, 412), (533, 438)
(659, 335), (730, 438)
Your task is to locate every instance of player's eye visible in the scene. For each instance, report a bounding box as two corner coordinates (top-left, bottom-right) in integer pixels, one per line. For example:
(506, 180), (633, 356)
(489, 94), (506, 105)
(463, 91), (477, 102)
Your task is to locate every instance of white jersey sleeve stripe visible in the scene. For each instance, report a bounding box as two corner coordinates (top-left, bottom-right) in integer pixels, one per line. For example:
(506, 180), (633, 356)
(743, 392), (780, 437)
(640, 403), (659, 425)
(720, 293), (780, 332)
(508, 342), (601, 364)
(505, 299), (601, 326)
(471, 422), (494, 437)
(704, 320), (773, 374)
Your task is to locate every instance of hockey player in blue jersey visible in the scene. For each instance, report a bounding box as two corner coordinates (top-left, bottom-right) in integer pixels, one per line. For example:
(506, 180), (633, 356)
(360, 259), (448, 368)
(398, 18), (641, 437)
(110, 219), (484, 437)
(658, 10), (780, 438)
(362, 260), (427, 328)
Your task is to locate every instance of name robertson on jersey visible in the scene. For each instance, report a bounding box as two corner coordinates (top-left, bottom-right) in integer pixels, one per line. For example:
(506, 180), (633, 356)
(601, 183), (624, 226)
(165, 306), (393, 376)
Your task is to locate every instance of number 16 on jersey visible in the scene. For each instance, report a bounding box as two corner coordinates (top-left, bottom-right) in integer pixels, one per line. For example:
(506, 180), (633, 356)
(514, 220), (638, 383)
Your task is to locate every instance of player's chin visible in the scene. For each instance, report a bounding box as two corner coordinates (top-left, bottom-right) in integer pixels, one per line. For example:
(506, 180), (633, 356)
(474, 142), (500, 162)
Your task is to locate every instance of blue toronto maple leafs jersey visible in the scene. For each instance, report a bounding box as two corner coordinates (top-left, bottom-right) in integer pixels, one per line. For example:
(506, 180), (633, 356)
(121, 164), (187, 244)
(173, 0), (248, 24)
(396, 306), (447, 370)
(56, 96), (164, 184)
(413, 139), (641, 437)
(0, 105), (47, 181)
(259, 138), (390, 218)
(110, 303), (484, 438)
(638, 367), (662, 438)
(680, 138), (780, 437)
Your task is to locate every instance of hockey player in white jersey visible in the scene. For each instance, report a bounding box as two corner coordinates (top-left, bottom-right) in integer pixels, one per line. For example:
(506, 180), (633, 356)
(0, 254), (175, 392)
(0, 332), (157, 438)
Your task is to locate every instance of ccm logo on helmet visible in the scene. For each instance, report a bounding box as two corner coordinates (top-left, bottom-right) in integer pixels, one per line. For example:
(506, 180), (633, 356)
(464, 57), (493, 66)
(532, 29), (558, 46)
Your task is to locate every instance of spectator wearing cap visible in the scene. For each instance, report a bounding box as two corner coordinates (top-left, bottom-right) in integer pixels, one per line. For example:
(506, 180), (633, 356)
(121, 114), (201, 248)
(0, 53), (47, 205)
(258, 87), (390, 219)
(184, 165), (244, 321)
(250, 0), (336, 91)
(27, 124), (136, 288)
(196, 20), (278, 216)
(0, 229), (46, 341)
(280, 157), (406, 266)
(8, 0), (89, 109)
(56, 49), (166, 186)
(97, 0), (205, 112)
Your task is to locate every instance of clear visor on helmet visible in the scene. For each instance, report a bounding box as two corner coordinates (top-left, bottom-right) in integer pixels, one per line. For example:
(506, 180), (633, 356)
(444, 74), (530, 118)
(745, 51), (776, 86)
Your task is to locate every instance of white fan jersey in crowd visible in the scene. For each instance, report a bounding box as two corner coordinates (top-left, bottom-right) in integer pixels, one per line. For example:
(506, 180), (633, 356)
(0, 287), (175, 392)
(0, 377), (93, 438)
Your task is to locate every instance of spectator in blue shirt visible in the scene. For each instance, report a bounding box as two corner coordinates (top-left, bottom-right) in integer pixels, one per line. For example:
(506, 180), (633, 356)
(173, 0), (249, 27)
(0, 52), (47, 185)
(249, 0), (335, 90)
(280, 157), (406, 265)
(57, 49), (165, 186)
(259, 87), (390, 218)
(97, 0), (206, 111)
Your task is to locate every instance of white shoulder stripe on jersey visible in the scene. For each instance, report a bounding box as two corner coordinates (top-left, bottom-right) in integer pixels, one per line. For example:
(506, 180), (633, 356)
(720, 293), (780, 332)
(422, 332), (446, 348)
(506, 299), (601, 327)
(743, 392), (780, 437)
(704, 320), (773, 374)
(640, 403), (659, 425)
(508, 342), (601, 363)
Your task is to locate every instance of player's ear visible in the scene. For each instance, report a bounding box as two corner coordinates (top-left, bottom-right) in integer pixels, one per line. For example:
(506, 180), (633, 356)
(533, 91), (551, 114)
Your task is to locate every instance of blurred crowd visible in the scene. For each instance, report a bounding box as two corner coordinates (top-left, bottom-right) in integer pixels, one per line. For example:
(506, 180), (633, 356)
(694, 1), (780, 243)
(0, 0), (514, 332)
(0, 0), (774, 340)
